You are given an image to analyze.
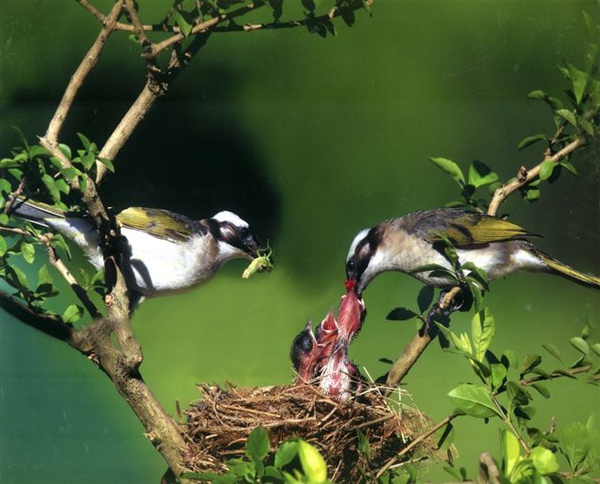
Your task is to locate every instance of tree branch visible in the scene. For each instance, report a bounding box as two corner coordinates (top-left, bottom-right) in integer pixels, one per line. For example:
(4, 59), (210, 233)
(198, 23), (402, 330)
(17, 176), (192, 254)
(487, 136), (586, 216)
(385, 287), (461, 388)
(44, 1), (124, 146)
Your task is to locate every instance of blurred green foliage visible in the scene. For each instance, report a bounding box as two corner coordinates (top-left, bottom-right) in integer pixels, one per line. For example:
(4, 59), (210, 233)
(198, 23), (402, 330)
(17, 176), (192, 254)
(0, 1), (599, 482)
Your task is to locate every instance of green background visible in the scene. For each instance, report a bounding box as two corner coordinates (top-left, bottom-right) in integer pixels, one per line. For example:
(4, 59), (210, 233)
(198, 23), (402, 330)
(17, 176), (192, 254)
(1, 1), (599, 482)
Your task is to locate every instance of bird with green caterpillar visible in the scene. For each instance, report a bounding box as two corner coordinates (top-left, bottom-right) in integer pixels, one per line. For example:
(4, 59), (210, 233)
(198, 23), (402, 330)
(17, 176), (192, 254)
(10, 197), (267, 305)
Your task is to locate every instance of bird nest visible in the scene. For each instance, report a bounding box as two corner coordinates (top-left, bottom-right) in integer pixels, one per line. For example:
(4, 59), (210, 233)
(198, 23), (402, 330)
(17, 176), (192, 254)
(183, 382), (445, 481)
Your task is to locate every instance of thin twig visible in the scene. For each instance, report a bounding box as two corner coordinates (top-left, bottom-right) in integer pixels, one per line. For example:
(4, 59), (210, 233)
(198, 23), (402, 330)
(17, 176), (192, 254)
(44, 1), (124, 146)
(40, 233), (101, 319)
(375, 413), (457, 479)
(487, 136), (586, 216)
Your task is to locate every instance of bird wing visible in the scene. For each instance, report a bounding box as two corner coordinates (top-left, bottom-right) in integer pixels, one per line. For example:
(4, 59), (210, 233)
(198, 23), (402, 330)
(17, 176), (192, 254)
(409, 209), (538, 247)
(116, 207), (205, 243)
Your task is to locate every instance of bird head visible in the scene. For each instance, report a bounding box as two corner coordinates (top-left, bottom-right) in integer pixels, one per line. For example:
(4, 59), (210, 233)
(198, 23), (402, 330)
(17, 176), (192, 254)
(210, 211), (260, 260)
(345, 226), (384, 294)
(290, 319), (322, 383)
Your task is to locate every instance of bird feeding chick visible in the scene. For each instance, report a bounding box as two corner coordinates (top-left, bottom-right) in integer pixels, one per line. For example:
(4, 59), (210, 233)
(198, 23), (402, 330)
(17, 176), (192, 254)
(290, 280), (366, 400)
(346, 208), (600, 295)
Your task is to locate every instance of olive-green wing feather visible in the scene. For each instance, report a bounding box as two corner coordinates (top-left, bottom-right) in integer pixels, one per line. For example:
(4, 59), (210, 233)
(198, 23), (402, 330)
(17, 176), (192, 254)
(116, 207), (204, 243)
(410, 209), (537, 247)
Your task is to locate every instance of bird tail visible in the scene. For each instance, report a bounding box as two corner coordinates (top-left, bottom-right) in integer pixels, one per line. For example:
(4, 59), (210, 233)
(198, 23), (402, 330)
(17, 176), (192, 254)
(10, 197), (65, 227)
(537, 250), (600, 289)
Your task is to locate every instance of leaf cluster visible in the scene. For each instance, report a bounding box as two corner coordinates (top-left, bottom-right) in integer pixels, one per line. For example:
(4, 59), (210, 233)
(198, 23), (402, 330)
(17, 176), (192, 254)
(439, 315), (600, 483)
(0, 132), (108, 324)
(184, 426), (329, 483)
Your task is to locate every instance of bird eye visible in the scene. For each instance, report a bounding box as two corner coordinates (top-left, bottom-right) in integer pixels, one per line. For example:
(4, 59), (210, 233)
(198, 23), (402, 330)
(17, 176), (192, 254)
(346, 258), (356, 273)
(239, 226), (249, 238)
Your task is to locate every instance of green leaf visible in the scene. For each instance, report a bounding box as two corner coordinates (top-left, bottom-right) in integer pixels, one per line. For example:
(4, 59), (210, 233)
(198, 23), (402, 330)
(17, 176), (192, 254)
(21, 241), (35, 264)
(246, 426), (269, 461)
(555, 109), (577, 127)
(531, 383), (550, 399)
(356, 429), (371, 458)
(502, 430), (522, 476)
(566, 62), (589, 104)
(76, 132), (91, 151)
(297, 440), (327, 482)
(490, 362), (507, 391)
(542, 343), (563, 363)
(561, 421), (591, 472)
(58, 143), (72, 160)
(430, 157), (465, 187)
(560, 161), (579, 176)
(37, 264), (53, 287)
(570, 336), (589, 356)
(539, 160), (557, 181)
(246, 426), (269, 476)
(468, 160), (498, 188)
(62, 304), (84, 324)
(506, 381), (531, 407)
(471, 308), (495, 362)
(274, 440), (299, 469)
(447, 383), (500, 419)
(521, 355), (542, 376)
(0, 236), (7, 257)
(6, 264), (29, 290)
(517, 134), (547, 150)
(98, 157), (115, 173)
(172, 10), (193, 37)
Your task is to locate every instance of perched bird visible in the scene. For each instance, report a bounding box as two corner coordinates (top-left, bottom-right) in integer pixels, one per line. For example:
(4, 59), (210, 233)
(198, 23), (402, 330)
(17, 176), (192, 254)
(11, 198), (260, 300)
(346, 208), (600, 295)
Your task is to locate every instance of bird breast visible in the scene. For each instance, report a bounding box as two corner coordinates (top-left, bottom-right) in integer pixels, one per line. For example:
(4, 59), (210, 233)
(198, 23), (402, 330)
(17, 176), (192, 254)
(120, 228), (218, 295)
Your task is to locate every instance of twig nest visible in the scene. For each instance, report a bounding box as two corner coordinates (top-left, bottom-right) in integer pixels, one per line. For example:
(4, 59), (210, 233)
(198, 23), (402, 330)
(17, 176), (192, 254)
(184, 382), (442, 481)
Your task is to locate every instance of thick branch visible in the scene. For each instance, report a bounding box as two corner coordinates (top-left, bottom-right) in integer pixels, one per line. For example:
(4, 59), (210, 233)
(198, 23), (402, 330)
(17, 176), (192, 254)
(385, 287), (461, 388)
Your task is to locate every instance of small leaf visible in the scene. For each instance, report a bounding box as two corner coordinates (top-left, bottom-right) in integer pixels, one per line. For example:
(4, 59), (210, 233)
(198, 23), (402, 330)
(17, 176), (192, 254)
(539, 160), (557, 180)
(531, 383), (550, 399)
(542, 343), (563, 363)
(297, 440), (327, 482)
(417, 285), (434, 313)
(386, 307), (417, 321)
(37, 264), (53, 287)
(58, 143), (72, 160)
(560, 161), (578, 176)
(0, 237), (7, 257)
(566, 62), (589, 104)
(98, 157), (115, 173)
(468, 160), (498, 188)
(356, 429), (371, 458)
(172, 10), (193, 37)
(274, 440), (298, 469)
(570, 336), (589, 356)
(517, 134), (547, 150)
(430, 157), (465, 187)
(471, 308), (495, 362)
(76, 132), (91, 151)
(502, 430), (522, 476)
(435, 421), (455, 451)
(530, 446), (559, 475)
(561, 421), (591, 472)
(447, 383), (500, 419)
(521, 355), (542, 376)
(21, 241), (35, 264)
(62, 304), (84, 324)
(246, 425), (270, 462)
(555, 109), (577, 127)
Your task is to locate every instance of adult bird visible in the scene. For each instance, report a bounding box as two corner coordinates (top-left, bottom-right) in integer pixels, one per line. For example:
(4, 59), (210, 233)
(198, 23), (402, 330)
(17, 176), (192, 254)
(346, 208), (600, 295)
(10, 197), (261, 303)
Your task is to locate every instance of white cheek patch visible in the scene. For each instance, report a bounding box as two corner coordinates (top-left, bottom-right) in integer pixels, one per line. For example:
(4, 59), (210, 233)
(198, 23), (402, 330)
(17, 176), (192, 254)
(511, 248), (545, 270)
(347, 229), (369, 262)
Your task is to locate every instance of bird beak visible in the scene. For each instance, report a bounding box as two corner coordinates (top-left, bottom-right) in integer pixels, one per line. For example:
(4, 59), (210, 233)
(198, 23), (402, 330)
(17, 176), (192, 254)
(242, 234), (260, 258)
